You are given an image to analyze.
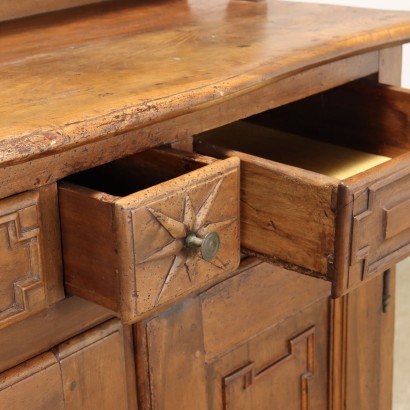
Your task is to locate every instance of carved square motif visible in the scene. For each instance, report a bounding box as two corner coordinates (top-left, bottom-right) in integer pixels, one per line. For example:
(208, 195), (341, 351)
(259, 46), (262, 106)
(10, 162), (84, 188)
(0, 191), (48, 328)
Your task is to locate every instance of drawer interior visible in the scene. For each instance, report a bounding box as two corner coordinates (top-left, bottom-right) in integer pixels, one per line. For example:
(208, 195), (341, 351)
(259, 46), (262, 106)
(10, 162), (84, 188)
(195, 121), (391, 181)
(244, 78), (410, 159)
(194, 80), (410, 292)
(59, 148), (240, 320)
(64, 148), (215, 196)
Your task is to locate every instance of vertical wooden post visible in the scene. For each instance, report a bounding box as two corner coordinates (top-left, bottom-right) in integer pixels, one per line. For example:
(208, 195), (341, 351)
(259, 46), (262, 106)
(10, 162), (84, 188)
(379, 46), (403, 86)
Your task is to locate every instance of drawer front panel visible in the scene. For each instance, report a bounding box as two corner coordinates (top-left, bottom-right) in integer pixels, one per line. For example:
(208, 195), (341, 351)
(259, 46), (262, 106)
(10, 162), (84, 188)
(60, 151), (240, 323)
(136, 258), (330, 410)
(196, 119), (410, 297)
(0, 319), (135, 410)
(116, 156), (240, 322)
(0, 185), (63, 329)
(344, 166), (410, 291)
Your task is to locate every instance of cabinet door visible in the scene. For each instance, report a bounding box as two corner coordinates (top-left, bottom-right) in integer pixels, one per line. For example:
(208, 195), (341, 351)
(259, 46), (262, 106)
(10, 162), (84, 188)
(0, 352), (65, 410)
(0, 319), (136, 410)
(209, 300), (328, 410)
(331, 269), (395, 410)
(54, 319), (136, 410)
(135, 259), (330, 410)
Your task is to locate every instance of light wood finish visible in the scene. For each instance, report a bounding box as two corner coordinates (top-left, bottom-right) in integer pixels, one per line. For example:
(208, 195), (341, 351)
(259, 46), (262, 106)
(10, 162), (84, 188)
(330, 269), (395, 410)
(195, 118), (410, 296)
(0, 184), (64, 329)
(0, 0), (113, 22)
(1, 1), (410, 198)
(0, 51), (380, 201)
(0, 319), (136, 410)
(59, 149), (240, 322)
(379, 46), (403, 87)
(1, 2), (409, 409)
(197, 122), (390, 180)
(137, 259), (330, 410)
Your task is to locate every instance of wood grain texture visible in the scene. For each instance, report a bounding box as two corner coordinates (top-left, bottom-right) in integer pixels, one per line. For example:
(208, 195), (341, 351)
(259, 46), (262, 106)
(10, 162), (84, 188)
(330, 270), (395, 410)
(336, 153), (410, 296)
(200, 259), (330, 360)
(54, 319), (134, 410)
(1, 0), (410, 182)
(143, 298), (209, 410)
(0, 51), (380, 201)
(197, 107), (410, 296)
(255, 79), (410, 158)
(0, 0), (113, 22)
(219, 323), (325, 410)
(137, 259), (329, 410)
(0, 184), (64, 329)
(0, 296), (113, 373)
(60, 150), (240, 322)
(0, 318), (136, 410)
(0, 352), (64, 410)
(195, 132), (338, 277)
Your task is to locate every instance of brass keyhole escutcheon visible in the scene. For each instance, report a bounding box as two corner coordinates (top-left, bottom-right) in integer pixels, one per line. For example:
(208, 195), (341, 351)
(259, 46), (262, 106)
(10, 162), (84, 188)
(185, 232), (220, 261)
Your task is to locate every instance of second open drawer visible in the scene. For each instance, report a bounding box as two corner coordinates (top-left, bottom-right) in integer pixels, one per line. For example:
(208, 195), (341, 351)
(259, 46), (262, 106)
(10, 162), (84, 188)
(194, 82), (410, 297)
(59, 149), (240, 323)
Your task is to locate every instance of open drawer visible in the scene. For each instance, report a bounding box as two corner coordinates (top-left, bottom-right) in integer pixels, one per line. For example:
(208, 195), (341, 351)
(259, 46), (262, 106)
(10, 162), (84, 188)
(59, 149), (240, 323)
(194, 81), (410, 296)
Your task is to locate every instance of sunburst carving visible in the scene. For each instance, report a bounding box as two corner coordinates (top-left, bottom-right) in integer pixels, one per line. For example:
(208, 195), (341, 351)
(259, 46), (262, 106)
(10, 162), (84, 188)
(141, 179), (236, 304)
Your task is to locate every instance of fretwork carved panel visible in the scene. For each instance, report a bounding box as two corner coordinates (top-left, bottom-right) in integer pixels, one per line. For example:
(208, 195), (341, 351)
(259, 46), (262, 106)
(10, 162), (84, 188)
(348, 168), (410, 290)
(223, 327), (315, 410)
(0, 190), (55, 328)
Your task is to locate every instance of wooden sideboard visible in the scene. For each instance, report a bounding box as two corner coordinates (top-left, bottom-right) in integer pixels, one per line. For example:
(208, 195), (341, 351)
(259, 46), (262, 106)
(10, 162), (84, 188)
(1, 1), (410, 409)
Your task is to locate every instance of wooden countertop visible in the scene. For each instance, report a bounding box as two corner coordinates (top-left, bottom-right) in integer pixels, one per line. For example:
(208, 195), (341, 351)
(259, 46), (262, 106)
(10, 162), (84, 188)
(1, 0), (410, 196)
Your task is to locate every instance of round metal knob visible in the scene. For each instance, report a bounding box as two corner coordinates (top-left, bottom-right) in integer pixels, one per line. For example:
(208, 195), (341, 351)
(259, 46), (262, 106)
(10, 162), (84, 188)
(185, 232), (220, 261)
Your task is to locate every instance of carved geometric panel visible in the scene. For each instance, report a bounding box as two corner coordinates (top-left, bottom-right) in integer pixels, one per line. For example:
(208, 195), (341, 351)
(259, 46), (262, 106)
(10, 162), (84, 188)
(0, 191), (48, 328)
(126, 162), (239, 318)
(223, 327), (315, 410)
(348, 167), (410, 290)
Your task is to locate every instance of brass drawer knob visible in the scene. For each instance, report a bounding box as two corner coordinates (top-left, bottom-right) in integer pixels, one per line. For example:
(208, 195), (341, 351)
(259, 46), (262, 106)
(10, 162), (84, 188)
(185, 232), (220, 261)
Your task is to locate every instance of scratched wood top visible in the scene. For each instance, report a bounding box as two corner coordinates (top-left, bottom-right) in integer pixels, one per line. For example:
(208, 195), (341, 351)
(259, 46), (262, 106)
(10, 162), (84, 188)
(1, 0), (410, 167)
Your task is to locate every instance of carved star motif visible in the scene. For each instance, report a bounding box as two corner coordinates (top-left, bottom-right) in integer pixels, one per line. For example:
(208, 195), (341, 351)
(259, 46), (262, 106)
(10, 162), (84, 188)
(140, 179), (236, 304)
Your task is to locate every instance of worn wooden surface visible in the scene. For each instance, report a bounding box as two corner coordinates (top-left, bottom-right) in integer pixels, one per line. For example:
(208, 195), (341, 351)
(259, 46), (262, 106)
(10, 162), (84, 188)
(0, 51), (380, 200)
(0, 352), (64, 410)
(143, 298), (209, 410)
(196, 109), (410, 296)
(195, 135), (338, 277)
(0, 0), (112, 22)
(0, 184), (64, 329)
(54, 319), (135, 410)
(137, 258), (330, 409)
(330, 270), (395, 410)
(0, 296), (113, 373)
(200, 259), (330, 360)
(60, 150), (240, 322)
(255, 79), (410, 158)
(1, 0), (410, 199)
(0, 319), (136, 409)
